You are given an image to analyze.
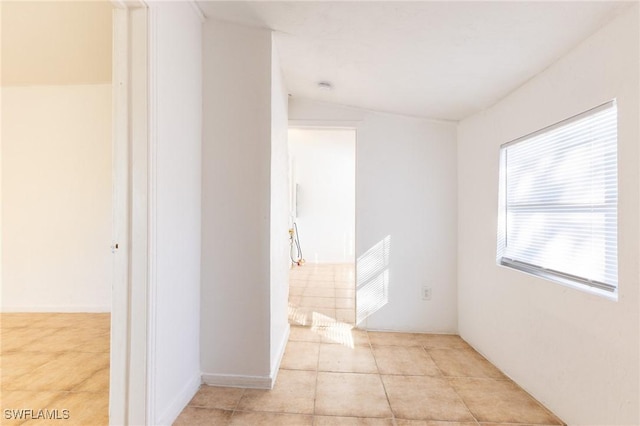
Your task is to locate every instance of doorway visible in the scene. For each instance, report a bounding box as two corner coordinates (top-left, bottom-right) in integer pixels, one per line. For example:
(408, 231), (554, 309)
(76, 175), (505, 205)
(1, 2), (151, 423)
(287, 128), (357, 332)
(1, 1), (114, 424)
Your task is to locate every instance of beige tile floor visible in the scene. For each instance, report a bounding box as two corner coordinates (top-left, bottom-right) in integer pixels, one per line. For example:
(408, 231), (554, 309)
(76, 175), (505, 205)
(0, 313), (110, 426)
(288, 263), (356, 327)
(176, 264), (565, 426)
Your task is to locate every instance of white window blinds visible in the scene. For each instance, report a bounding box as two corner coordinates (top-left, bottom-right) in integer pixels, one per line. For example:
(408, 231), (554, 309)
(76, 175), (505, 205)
(497, 101), (618, 294)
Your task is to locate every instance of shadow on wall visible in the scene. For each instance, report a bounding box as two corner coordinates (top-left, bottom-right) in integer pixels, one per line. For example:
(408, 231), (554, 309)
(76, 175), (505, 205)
(356, 235), (391, 326)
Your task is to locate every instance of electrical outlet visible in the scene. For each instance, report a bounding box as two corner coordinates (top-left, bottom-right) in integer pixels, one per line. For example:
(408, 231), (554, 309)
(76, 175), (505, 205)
(422, 286), (432, 301)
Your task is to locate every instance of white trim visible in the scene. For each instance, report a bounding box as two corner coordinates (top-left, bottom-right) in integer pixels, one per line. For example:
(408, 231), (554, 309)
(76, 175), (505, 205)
(146, 3), (159, 424)
(203, 325), (290, 391)
(0, 306), (111, 313)
(111, 0), (127, 9)
(201, 372), (274, 390)
(288, 119), (361, 129)
(115, 0), (146, 8)
(127, 5), (150, 425)
(155, 373), (201, 426)
(110, 6), (131, 426)
(110, 2), (151, 425)
(497, 263), (618, 302)
(187, 0), (206, 23)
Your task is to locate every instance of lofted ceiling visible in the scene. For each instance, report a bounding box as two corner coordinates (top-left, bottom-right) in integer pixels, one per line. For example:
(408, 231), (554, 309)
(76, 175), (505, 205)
(197, 1), (632, 121)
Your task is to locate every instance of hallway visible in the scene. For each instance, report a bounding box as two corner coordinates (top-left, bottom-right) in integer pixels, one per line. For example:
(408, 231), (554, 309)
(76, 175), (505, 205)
(176, 329), (563, 425)
(174, 265), (564, 425)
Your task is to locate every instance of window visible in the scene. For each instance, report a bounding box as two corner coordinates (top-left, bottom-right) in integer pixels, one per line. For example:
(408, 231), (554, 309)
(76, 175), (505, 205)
(497, 101), (618, 296)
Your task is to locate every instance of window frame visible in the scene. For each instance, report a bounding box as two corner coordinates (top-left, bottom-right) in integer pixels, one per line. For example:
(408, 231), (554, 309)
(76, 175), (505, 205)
(496, 100), (618, 298)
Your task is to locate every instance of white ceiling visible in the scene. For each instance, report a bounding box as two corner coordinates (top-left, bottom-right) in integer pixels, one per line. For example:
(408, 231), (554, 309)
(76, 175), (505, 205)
(197, 1), (632, 121)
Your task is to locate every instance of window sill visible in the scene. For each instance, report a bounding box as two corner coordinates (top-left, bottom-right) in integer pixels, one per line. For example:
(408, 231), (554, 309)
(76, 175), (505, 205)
(497, 260), (618, 301)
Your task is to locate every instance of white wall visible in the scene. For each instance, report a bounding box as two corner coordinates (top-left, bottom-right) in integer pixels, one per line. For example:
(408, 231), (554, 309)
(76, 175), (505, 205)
(290, 99), (458, 333)
(1, 84), (112, 312)
(148, 3), (202, 424)
(288, 129), (356, 264)
(270, 38), (291, 375)
(457, 6), (639, 425)
(201, 19), (289, 388)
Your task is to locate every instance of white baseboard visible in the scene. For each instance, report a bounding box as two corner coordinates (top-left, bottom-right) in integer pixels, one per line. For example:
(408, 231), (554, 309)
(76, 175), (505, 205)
(201, 372), (274, 390)
(0, 306), (111, 313)
(201, 326), (291, 390)
(156, 373), (201, 426)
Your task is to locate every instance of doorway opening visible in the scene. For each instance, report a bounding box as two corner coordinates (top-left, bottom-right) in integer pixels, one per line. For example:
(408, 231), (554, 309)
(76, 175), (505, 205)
(287, 128), (357, 338)
(1, 2), (150, 423)
(1, 1), (114, 424)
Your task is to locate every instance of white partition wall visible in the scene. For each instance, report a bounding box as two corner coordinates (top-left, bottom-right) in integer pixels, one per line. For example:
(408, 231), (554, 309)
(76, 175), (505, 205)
(201, 19), (290, 389)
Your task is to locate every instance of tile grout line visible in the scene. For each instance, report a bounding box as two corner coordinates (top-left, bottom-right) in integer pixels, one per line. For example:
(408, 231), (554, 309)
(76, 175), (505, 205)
(422, 344), (481, 425)
(311, 333), (321, 422)
(228, 261), (562, 425)
(229, 386), (246, 418)
(334, 272), (343, 324)
(368, 330), (396, 425)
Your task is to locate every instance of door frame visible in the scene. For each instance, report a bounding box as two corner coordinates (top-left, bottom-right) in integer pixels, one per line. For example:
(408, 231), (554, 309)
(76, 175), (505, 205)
(111, 2), (151, 424)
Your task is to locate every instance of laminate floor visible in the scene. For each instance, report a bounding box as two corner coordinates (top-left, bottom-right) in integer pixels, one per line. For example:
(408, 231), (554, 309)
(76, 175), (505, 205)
(1, 313), (110, 426)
